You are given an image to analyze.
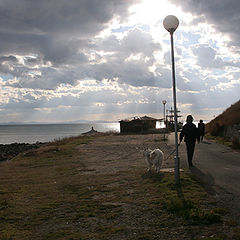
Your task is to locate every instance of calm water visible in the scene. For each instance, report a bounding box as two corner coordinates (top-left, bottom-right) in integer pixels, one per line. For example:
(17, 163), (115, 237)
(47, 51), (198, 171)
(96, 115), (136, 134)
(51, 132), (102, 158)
(0, 120), (207, 144)
(0, 123), (120, 144)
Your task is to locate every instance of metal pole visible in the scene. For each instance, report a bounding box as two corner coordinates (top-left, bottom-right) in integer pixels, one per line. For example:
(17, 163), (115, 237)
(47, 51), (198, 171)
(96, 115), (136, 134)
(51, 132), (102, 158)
(163, 102), (166, 140)
(170, 32), (180, 184)
(162, 100), (166, 127)
(163, 103), (166, 123)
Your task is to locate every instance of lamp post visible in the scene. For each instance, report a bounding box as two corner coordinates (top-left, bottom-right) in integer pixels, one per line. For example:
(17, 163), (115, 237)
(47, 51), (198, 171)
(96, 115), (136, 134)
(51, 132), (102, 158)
(162, 100), (167, 141)
(163, 15), (180, 184)
(162, 100), (167, 125)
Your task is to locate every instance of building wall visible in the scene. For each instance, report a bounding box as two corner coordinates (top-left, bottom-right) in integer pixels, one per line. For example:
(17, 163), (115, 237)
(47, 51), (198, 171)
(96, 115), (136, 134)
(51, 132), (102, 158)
(120, 120), (156, 133)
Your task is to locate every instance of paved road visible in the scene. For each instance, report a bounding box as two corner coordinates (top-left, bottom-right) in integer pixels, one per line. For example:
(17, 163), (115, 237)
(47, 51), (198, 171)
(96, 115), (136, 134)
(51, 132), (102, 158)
(168, 133), (240, 217)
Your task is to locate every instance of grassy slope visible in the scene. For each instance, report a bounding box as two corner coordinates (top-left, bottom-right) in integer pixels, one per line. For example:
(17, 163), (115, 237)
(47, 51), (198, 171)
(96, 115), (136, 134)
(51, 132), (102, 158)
(0, 135), (239, 240)
(206, 100), (240, 148)
(206, 100), (240, 136)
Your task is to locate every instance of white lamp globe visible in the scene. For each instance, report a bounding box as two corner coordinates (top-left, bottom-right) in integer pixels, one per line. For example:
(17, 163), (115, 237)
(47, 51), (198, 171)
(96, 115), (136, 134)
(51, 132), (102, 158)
(163, 15), (179, 33)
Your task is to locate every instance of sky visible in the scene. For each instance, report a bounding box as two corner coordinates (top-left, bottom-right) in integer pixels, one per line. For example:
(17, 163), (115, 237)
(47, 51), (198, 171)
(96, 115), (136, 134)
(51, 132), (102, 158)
(0, 0), (239, 124)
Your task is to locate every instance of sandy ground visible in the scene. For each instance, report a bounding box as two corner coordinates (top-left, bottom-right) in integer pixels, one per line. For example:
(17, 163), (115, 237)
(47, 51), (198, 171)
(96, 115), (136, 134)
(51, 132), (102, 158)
(77, 133), (176, 175)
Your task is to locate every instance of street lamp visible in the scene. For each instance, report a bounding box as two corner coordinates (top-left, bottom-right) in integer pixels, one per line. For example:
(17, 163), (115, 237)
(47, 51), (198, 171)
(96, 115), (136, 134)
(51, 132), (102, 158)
(162, 100), (167, 127)
(163, 15), (180, 184)
(162, 100), (167, 141)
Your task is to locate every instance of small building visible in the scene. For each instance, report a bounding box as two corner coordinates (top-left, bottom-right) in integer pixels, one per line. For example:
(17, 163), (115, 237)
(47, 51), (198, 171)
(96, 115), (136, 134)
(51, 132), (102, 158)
(119, 116), (160, 133)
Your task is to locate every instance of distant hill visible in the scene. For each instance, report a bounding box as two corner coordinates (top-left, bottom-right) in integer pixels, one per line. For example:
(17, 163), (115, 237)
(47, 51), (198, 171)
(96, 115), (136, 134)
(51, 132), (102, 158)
(0, 120), (116, 125)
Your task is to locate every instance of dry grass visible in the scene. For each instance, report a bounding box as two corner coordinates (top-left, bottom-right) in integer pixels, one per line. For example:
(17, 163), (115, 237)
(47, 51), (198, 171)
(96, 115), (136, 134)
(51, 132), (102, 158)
(0, 134), (238, 239)
(206, 100), (240, 149)
(206, 100), (240, 136)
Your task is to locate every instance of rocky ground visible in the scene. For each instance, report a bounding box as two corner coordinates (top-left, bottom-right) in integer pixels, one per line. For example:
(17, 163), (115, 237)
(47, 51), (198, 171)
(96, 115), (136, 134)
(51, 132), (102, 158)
(0, 142), (46, 161)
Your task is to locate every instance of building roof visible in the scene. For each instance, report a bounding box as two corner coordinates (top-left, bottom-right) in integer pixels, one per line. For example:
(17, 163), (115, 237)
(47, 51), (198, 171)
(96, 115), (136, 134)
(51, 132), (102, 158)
(119, 115), (162, 122)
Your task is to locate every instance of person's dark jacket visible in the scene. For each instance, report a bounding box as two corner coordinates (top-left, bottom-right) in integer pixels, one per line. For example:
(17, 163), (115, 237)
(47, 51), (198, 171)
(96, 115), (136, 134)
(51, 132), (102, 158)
(180, 123), (200, 143)
(198, 122), (205, 135)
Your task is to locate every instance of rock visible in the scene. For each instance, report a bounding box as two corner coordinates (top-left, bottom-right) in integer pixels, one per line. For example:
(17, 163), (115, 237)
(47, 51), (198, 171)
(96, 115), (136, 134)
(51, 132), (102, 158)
(82, 127), (101, 136)
(0, 142), (46, 162)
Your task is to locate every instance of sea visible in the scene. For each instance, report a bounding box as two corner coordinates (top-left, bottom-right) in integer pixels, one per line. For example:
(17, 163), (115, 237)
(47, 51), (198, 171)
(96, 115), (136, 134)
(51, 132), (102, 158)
(0, 120), (206, 144)
(0, 123), (120, 144)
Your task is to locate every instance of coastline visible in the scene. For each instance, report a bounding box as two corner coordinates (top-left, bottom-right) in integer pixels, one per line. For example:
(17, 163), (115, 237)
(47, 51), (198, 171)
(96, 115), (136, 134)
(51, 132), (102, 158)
(0, 142), (46, 162)
(0, 122), (120, 144)
(0, 127), (110, 162)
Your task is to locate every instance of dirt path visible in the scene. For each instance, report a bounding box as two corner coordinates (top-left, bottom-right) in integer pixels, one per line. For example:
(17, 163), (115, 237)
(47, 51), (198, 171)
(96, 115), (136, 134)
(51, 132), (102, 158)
(73, 134), (182, 239)
(77, 134), (175, 175)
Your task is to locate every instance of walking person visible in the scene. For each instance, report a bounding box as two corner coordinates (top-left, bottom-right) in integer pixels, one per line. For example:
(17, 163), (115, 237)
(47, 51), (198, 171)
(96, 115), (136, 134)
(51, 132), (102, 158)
(180, 115), (200, 167)
(198, 119), (205, 142)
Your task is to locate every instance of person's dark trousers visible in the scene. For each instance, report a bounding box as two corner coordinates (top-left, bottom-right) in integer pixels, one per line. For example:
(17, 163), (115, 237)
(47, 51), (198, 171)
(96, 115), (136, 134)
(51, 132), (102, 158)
(185, 141), (196, 166)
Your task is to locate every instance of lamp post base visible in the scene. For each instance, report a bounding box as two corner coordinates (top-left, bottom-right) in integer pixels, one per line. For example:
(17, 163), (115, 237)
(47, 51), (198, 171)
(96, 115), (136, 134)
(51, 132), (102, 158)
(174, 156), (180, 184)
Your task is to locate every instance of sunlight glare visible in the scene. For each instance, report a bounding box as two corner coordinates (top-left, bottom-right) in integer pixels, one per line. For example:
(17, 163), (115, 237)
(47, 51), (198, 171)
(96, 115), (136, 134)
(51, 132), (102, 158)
(128, 0), (194, 43)
(129, 0), (187, 25)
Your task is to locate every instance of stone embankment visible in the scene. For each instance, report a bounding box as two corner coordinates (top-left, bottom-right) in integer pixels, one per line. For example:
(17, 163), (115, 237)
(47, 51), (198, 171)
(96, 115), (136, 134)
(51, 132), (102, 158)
(216, 123), (240, 148)
(0, 142), (45, 162)
(223, 123), (240, 143)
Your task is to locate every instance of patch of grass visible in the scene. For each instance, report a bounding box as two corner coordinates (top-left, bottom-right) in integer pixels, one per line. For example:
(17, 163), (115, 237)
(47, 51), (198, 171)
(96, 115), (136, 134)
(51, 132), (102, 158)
(232, 137), (240, 150)
(52, 135), (94, 146)
(153, 136), (168, 142)
(206, 135), (233, 148)
(143, 172), (223, 225)
(233, 228), (240, 239)
(165, 194), (222, 225)
(212, 207), (229, 215)
(194, 236), (226, 240)
(226, 219), (239, 227)
(0, 200), (9, 211)
(206, 134), (240, 150)
(137, 232), (153, 240)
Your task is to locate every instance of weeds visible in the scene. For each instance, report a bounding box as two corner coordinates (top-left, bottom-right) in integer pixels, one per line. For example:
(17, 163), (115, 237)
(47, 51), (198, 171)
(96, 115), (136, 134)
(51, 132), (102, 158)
(206, 100), (240, 149)
(206, 135), (240, 150)
(165, 191), (222, 225)
(148, 173), (223, 225)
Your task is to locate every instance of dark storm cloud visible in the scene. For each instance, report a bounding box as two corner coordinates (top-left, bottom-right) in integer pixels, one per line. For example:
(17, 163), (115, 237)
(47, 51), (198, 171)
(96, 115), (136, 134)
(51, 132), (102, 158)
(169, 0), (240, 48)
(0, 0), (139, 57)
(0, 0), (138, 36)
(0, 0), (166, 91)
(0, 0), (145, 90)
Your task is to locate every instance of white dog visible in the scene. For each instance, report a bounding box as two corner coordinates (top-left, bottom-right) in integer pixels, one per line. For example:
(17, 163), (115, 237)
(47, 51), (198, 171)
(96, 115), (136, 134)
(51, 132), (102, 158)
(143, 148), (164, 173)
